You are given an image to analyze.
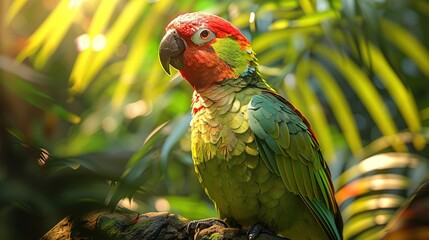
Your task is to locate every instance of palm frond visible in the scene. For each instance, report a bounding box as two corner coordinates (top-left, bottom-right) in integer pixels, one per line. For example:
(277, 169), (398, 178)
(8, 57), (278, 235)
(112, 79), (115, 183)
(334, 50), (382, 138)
(336, 152), (429, 239)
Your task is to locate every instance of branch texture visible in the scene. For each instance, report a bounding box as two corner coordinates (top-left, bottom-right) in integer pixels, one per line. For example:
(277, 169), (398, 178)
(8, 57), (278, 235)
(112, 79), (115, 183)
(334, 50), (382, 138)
(40, 211), (286, 240)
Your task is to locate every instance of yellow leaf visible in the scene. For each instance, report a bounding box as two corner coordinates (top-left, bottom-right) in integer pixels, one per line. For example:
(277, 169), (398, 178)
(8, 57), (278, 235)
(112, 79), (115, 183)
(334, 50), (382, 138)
(17, 0), (84, 66)
(5, 0), (28, 25)
(270, 10), (337, 30)
(111, 0), (173, 109)
(381, 19), (429, 77)
(308, 59), (362, 155)
(299, 0), (315, 14)
(295, 59), (335, 160)
(69, 0), (147, 94)
(34, 2), (81, 68)
(358, 40), (421, 134)
(315, 45), (406, 152)
(70, 0), (120, 93)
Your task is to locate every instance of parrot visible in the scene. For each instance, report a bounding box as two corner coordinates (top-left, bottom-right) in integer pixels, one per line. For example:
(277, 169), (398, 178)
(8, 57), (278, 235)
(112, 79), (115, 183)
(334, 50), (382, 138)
(159, 12), (343, 240)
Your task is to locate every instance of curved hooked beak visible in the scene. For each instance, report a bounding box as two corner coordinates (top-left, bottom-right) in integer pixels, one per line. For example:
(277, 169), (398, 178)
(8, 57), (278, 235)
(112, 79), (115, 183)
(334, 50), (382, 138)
(159, 29), (186, 75)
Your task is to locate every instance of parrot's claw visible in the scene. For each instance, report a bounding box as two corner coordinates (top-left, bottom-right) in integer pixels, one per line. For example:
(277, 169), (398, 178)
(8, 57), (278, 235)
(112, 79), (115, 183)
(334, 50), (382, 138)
(186, 218), (228, 234)
(247, 224), (288, 240)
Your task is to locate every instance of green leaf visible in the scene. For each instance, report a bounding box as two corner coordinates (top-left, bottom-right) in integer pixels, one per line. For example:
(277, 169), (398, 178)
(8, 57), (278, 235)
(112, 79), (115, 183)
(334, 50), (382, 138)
(282, 73), (307, 117)
(107, 154), (155, 209)
(308, 59), (362, 155)
(127, 122), (169, 167)
(50, 105), (81, 124)
(257, 46), (290, 66)
(380, 19), (429, 77)
(269, 10), (337, 30)
(315, 45), (406, 151)
(295, 58), (336, 160)
(357, 40), (421, 133)
(160, 113), (191, 170)
(252, 27), (323, 54)
(1, 77), (80, 124)
(107, 122), (171, 208)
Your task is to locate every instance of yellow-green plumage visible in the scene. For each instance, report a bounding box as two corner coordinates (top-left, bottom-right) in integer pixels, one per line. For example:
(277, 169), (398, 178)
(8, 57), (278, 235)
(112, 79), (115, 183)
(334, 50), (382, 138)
(191, 75), (338, 239)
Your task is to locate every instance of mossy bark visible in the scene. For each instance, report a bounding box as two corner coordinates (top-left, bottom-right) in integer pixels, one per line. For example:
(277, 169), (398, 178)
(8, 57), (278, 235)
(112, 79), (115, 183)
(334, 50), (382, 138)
(40, 211), (286, 240)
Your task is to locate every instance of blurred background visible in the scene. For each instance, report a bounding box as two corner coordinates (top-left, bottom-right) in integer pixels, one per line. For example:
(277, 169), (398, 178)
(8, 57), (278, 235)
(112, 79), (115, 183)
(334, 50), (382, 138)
(1, 0), (429, 239)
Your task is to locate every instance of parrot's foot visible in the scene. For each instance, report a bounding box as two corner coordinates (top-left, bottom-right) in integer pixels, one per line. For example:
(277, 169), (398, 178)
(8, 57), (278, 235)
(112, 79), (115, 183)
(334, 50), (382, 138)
(186, 218), (228, 235)
(247, 224), (289, 240)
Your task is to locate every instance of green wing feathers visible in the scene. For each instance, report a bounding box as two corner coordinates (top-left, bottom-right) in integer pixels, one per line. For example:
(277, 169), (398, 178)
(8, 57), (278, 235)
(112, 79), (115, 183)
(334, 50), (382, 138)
(247, 91), (343, 239)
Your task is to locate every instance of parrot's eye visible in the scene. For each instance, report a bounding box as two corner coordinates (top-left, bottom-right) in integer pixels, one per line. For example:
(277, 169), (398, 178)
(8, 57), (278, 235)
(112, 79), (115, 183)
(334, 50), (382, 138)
(191, 28), (216, 46)
(200, 30), (209, 39)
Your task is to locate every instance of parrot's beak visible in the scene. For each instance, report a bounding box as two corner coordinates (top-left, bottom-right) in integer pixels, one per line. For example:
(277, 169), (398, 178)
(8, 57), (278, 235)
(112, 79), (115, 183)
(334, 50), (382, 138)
(159, 29), (186, 75)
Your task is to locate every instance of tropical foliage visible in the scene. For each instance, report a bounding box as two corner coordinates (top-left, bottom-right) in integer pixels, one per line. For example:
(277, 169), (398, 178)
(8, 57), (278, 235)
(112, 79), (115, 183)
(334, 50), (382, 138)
(1, 0), (429, 239)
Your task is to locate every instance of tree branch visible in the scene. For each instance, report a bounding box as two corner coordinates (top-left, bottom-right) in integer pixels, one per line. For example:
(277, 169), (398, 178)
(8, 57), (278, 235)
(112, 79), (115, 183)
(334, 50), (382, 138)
(40, 211), (286, 240)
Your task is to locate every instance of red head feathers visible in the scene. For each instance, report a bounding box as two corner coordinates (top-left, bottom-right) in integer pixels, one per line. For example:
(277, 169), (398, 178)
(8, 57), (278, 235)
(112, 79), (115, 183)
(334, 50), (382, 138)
(159, 12), (252, 90)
